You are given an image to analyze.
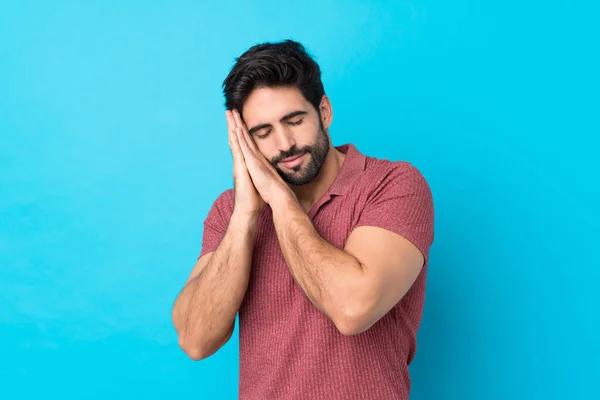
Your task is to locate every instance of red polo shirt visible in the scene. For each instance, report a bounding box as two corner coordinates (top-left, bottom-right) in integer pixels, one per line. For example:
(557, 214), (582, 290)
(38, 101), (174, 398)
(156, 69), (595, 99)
(199, 143), (434, 400)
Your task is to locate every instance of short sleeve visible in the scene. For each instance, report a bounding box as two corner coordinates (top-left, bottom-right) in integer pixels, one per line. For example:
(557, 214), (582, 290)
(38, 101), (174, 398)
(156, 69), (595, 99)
(354, 163), (434, 262)
(198, 189), (235, 260)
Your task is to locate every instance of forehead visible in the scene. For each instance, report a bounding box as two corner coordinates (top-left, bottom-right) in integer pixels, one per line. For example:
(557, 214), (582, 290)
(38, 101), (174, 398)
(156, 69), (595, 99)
(242, 86), (312, 124)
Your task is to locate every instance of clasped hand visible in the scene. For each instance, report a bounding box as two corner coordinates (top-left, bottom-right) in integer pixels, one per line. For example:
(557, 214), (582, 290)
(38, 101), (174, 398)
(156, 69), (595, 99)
(225, 109), (296, 215)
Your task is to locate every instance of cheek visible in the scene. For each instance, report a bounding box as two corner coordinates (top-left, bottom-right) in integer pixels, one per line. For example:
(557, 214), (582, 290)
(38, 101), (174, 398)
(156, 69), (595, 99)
(255, 141), (275, 160)
(300, 123), (321, 144)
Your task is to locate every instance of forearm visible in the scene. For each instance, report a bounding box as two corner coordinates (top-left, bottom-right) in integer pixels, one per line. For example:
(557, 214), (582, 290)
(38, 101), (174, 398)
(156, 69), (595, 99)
(271, 197), (367, 331)
(173, 212), (257, 358)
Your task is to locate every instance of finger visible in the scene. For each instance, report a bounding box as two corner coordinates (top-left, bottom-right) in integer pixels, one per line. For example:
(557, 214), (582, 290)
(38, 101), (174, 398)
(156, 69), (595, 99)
(229, 124), (245, 163)
(226, 119), (245, 163)
(229, 110), (249, 155)
(232, 109), (246, 132)
(231, 109), (245, 148)
(233, 113), (263, 165)
(235, 125), (253, 164)
(232, 110), (252, 148)
(228, 111), (250, 161)
(226, 110), (238, 156)
(233, 110), (261, 155)
(225, 110), (237, 132)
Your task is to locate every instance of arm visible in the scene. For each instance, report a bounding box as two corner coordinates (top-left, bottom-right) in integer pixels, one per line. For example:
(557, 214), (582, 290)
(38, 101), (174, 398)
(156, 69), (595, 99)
(270, 198), (366, 334)
(229, 109), (434, 336)
(172, 211), (258, 360)
(172, 109), (266, 360)
(270, 197), (424, 336)
(270, 165), (433, 336)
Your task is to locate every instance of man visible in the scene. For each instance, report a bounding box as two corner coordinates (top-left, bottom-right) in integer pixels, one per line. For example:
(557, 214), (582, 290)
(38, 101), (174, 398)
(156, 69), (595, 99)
(171, 39), (434, 400)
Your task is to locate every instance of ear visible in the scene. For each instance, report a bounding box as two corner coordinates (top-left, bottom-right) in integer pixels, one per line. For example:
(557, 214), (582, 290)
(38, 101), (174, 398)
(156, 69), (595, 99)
(318, 95), (333, 130)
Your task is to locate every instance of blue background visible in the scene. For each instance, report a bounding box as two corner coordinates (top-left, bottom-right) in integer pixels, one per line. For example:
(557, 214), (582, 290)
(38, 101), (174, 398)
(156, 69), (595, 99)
(1, 1), (598, 399)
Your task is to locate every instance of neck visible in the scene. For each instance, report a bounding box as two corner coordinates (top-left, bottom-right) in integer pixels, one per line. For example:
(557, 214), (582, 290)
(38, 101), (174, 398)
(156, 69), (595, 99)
(289, 145), (345, 212)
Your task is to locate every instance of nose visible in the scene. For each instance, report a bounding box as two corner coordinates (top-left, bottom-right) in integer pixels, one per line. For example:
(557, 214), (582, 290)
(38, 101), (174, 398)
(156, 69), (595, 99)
(274, 127), (296, 153)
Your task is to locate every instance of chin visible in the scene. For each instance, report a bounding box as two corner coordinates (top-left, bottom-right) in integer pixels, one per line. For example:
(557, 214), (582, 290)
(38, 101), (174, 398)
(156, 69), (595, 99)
(286, 169), (320, 186)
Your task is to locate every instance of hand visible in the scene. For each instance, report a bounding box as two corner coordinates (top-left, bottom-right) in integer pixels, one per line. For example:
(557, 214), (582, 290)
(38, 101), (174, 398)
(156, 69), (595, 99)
(231, 109), (296, 207)
(226, 110), (266, 217)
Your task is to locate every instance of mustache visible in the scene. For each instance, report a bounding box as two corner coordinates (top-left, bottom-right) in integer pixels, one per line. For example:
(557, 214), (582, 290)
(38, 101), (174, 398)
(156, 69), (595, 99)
(271, 146), (311, 165)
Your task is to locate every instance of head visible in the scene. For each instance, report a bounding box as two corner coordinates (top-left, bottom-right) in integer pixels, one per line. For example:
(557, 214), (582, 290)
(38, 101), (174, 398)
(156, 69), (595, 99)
(222, 40), (332, 186)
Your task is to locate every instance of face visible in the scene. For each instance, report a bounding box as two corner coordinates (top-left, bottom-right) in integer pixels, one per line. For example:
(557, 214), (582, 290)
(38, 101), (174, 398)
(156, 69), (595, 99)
(241, 86), (332, 186)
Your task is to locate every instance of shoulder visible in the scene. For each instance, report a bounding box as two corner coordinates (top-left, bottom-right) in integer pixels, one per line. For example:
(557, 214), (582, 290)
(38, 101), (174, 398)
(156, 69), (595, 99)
(205, 188), (235, 224)
(362, 155), (432, 200)
(213, 188), (235, 208)
(354, 155), (435, 256)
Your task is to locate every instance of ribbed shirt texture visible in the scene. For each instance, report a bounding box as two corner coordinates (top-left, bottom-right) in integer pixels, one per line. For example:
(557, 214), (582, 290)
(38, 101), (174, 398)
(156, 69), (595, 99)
(199, 143), (435, 400)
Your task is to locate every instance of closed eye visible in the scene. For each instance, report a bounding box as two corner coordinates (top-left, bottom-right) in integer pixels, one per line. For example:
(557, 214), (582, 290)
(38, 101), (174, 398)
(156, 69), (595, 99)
(256, 129), (271, 139)
(256, 119), (303, 139)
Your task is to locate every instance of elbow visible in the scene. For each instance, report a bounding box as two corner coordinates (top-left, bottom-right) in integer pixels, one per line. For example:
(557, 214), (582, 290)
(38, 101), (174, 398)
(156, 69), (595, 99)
(172, 314), (210, 360)
(335, 317), (369, 337)
(336, 323), (360, 337)
(176, 325), (234, 361)
(184, 349), (205, 361)
(334, 304), (373, 337)
(178, 336), (213, 361)
(178, 336), (206, 360)
(172, 325), (205, 360)
(333, 285), (379, 336)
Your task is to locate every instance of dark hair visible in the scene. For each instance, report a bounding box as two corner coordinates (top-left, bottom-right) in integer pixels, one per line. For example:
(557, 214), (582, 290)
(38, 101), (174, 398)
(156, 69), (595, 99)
(222, 39), (325, 115)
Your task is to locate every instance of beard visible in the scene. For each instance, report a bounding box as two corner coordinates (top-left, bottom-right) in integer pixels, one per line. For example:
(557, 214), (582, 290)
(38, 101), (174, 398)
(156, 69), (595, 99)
(270, 123), (330, 186)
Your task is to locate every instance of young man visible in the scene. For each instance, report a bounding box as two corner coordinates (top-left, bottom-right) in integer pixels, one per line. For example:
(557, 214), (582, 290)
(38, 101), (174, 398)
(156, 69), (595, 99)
(172, 40), (434, 400)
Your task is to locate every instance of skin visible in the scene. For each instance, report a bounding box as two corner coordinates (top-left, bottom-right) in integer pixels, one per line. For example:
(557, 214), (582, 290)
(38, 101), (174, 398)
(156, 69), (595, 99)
(172, 86), (425, 360)
(238, 85), (342, 212)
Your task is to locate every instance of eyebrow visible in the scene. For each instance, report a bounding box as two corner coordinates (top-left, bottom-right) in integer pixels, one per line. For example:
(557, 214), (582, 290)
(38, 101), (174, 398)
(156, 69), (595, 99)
(248, 110), (308, 135)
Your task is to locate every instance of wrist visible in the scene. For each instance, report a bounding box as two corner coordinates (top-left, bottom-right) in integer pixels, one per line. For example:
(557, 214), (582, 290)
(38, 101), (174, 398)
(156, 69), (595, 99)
(270, 192), (301, 218)
(229, 209), (260, 234)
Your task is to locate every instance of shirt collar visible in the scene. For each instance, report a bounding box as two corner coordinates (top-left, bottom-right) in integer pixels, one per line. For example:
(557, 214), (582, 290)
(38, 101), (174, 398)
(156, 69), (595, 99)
(328, 143), (367, 196)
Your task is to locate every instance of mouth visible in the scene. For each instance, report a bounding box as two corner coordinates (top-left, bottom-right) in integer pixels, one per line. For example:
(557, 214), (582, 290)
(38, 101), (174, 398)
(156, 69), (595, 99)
(279, 153), (306, 168)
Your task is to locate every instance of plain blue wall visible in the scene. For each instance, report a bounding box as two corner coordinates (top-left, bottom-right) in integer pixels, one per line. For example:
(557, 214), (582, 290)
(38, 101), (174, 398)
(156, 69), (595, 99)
(1, 1), (598, 399)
